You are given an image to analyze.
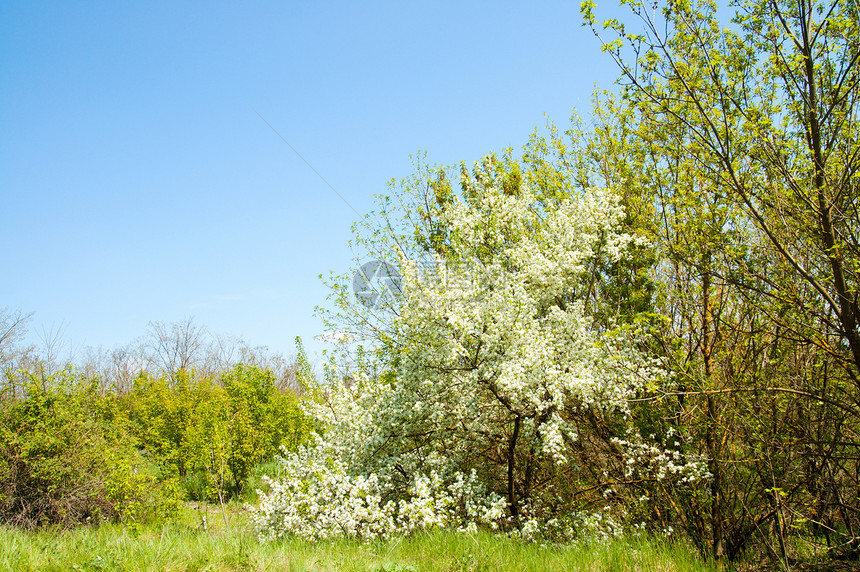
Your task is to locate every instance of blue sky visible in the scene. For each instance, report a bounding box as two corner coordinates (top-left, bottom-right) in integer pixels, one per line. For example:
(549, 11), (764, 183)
(0, 0), (620, 363)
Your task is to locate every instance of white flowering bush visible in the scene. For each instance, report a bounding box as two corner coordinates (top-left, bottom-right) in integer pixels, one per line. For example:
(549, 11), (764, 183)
(253, 158), (709, 542)
(251, 443), (506, 541)
(251, 359), (508, 541)
(514, 509), (625, 544)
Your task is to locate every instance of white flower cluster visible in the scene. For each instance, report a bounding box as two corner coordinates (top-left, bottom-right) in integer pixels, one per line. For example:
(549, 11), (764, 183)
(391, 165), (655, 468)
(250, 444), (506, 541)
(514, 510), (625, 544)
(613, 436), (711, 484)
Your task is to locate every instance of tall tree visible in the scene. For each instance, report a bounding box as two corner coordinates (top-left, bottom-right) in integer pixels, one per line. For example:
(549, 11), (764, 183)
(583, 0), (860, 558)
(583, 0), (860, 380)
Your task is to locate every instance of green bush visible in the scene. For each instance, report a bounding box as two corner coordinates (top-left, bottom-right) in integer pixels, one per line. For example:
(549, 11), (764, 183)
(126, 370), (221, 485)
(221, 364), (313, 494)
(0, 368), (180, 529)
(127, 364), (312, 501)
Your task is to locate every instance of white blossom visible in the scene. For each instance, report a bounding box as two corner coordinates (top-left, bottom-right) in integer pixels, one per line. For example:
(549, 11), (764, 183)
(253, 160), (689, 543)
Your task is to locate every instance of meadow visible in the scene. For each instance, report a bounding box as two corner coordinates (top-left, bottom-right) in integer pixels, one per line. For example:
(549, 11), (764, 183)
(0, 503), (720, 572)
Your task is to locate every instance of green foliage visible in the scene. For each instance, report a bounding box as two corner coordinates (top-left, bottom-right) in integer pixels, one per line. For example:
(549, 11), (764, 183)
(0, 368), (179, 529)
(578, 0), (860, 561)
(126, 369), (207, 481)
(127, 364), (312, 501)
(222, 364), (312, 492)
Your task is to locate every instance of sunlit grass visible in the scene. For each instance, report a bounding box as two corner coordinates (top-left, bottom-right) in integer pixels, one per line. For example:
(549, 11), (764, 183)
(0, 504), (718, 572)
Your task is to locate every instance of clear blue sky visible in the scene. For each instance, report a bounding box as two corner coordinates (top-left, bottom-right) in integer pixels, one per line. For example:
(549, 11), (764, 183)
(0, 0), (620, 362)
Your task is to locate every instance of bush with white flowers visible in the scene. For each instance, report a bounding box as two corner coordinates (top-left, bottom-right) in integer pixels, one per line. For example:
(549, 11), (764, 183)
(252, 158), (708, 542)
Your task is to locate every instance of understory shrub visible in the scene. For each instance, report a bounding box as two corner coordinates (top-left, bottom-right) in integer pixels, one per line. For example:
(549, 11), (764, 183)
(251, 445), (506, 541)
(0, 368), (179, 529)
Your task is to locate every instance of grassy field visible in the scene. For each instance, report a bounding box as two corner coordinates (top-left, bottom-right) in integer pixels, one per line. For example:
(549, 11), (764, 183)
(0, 504), (719, 572)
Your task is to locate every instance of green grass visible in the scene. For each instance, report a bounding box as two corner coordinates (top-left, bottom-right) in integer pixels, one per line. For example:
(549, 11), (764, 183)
(0, 504), (718, 572)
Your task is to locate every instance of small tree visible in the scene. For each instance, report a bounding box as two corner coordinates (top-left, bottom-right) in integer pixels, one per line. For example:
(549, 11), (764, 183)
(253, 159), (708, 542)
(128, 364), (312, 501)
(222, 363), (312, 494)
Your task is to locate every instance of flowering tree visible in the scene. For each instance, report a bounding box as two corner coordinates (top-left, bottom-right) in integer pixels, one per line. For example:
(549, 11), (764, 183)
(253, 158), (707, 542)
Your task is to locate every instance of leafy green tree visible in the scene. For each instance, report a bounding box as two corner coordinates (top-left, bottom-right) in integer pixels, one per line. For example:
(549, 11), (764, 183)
(584, 0), (860, 381)
(127, 369), (207, 481)
(582, 0), (860, 559)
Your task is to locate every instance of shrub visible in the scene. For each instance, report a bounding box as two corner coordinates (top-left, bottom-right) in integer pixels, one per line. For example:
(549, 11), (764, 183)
(222, 364), (313, 493)
(0, 368), (179, 529)
(127, 365), (313, 501)
(255, 162), (708, 542)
